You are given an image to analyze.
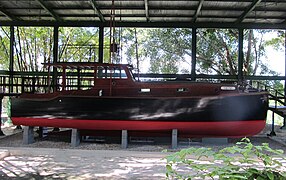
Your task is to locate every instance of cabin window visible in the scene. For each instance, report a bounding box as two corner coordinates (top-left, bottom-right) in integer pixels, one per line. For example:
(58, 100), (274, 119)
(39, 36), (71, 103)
(177, 88), (188, 92)
(113, 67), (127, 79)
(120, 68), (128, 79)
(221, 86), (236, 91)
(140, 88), (151, 93)
(97, 66), (127, 79)
(97, 66), (106, 78)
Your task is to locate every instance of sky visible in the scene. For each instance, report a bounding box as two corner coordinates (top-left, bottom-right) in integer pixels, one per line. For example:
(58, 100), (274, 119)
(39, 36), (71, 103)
(266, 47), (285, 76)
(264, 31), (285, 76)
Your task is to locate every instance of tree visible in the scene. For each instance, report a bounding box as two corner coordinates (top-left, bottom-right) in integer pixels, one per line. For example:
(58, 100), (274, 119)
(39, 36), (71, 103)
(14, 27), (54, 72)
(122, 28), (283, 77)
(197, 29), (238, 75)
(0, 27), (10, 70)
(59, 27), (99, 63)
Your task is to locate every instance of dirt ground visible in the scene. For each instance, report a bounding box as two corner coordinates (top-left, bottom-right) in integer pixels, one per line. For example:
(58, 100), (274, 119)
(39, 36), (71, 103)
(0, 124), (286, 179)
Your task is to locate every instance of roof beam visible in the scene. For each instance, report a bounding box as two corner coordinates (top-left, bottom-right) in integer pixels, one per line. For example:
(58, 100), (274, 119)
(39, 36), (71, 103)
(144, 0), (150, 22)
(236, 0), (261, 23)
(89, 0), (105, 22)
(35, 0), (61, 21)
(193, 0), (204, 23)
(1, 21), (286, 29)
(0, 6), (19, 20)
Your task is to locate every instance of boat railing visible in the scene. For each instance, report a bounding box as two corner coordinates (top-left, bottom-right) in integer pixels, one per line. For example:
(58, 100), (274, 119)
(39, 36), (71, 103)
(0, 72), (96, 94)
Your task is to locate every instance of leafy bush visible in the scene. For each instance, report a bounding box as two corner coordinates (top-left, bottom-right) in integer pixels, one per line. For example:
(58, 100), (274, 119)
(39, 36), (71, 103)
(165, 138), (286, 179)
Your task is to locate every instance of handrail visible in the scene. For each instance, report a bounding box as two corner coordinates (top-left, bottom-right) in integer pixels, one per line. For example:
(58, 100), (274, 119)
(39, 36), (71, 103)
(249, 80), (286, 107)
(249, 80), (286, 135)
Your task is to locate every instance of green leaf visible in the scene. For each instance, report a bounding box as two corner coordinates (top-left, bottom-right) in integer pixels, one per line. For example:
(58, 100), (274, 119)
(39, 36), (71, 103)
(166, 164), (173, 172)
(266, 171), (275, 180)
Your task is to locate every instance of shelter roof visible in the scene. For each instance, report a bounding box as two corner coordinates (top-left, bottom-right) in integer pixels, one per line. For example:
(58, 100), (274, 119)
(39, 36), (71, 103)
(0, 0), (285, 28)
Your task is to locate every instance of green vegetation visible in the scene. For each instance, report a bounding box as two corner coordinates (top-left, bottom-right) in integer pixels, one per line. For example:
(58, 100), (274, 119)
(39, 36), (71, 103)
(1, 27), (284, 76)
(165, 138), (286, 180)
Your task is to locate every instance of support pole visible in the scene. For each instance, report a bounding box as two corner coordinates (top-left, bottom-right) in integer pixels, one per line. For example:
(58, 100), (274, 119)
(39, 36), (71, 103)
(0, 96), (4, 136)
(282, 29), (286, 129)
(121, 130), (128, 149)
(23, 126), (34, 144)
(191, 28), (197, 81)
(238, 28), (244, 82)
(53, 26), (59, 92)
(71, 129), (80, 147)
(171, 129), (178, 149)
(9, 26), (14, 93)
(98, 26), (104, 63)
(268, 111), (276, 136)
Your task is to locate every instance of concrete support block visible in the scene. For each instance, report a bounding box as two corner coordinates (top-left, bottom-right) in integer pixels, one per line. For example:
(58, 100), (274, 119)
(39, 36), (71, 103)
(202, 138), (228, 144)
(121, 130), (128, 149)
(39, 127), (48, 138)
(23, 126), (34, 144)
(172, 129), (178, 149)
(71, 129), (80, 147)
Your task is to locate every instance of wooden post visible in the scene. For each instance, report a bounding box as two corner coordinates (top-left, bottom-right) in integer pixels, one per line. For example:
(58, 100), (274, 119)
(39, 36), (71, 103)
(62, 67), (66, 91)
(191, 28), (197, 81)
(9, 26), (14, 93)
(0, 96), (4, 136)
(98, 26), (104, 63)
(53, 26), (59, 92)
(283, 30), (286, 129)
(238, 28), (244, 82)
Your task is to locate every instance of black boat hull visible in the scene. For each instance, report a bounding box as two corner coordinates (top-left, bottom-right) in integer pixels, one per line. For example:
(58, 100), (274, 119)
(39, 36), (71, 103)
(11, 92), (268, 137)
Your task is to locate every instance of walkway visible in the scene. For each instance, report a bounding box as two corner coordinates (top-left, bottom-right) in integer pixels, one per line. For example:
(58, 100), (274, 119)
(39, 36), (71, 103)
(0, 148), (166, 179)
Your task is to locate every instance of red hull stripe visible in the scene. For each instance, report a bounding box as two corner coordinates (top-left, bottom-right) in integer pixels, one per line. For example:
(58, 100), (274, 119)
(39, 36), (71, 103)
(11, 117), (266, 138)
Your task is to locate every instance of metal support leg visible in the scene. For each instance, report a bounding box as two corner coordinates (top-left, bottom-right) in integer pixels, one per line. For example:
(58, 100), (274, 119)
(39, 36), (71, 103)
(71, 129), (80, 147)
(172, 129), (178, 149)
(23, 126), (34, 144)
(280, 117), (286, 130)
(121, 130), (128, 149)
(268, 111), (276, 136)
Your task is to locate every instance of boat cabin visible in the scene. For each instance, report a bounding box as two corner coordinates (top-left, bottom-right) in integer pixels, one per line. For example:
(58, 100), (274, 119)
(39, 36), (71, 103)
(20, 62), (239, 98)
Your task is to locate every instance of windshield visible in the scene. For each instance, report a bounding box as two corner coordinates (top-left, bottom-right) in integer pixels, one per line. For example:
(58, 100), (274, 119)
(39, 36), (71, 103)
(128, 67), (138, 81)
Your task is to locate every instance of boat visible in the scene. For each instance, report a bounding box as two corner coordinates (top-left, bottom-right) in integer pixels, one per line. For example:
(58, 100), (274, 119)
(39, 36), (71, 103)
(11, 62), (269, 138)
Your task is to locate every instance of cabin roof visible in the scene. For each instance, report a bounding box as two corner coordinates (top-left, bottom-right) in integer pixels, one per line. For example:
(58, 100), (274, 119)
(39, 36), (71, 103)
(43, 62), (131, 69)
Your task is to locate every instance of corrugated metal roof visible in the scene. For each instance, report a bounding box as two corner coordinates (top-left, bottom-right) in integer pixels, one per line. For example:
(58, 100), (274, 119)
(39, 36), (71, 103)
(0, 0), (285, 28)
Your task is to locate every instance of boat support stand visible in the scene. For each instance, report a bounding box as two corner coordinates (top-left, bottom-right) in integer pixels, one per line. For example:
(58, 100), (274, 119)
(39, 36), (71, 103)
(71, 129), (81, 147)
(23, 126), (35, 144)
